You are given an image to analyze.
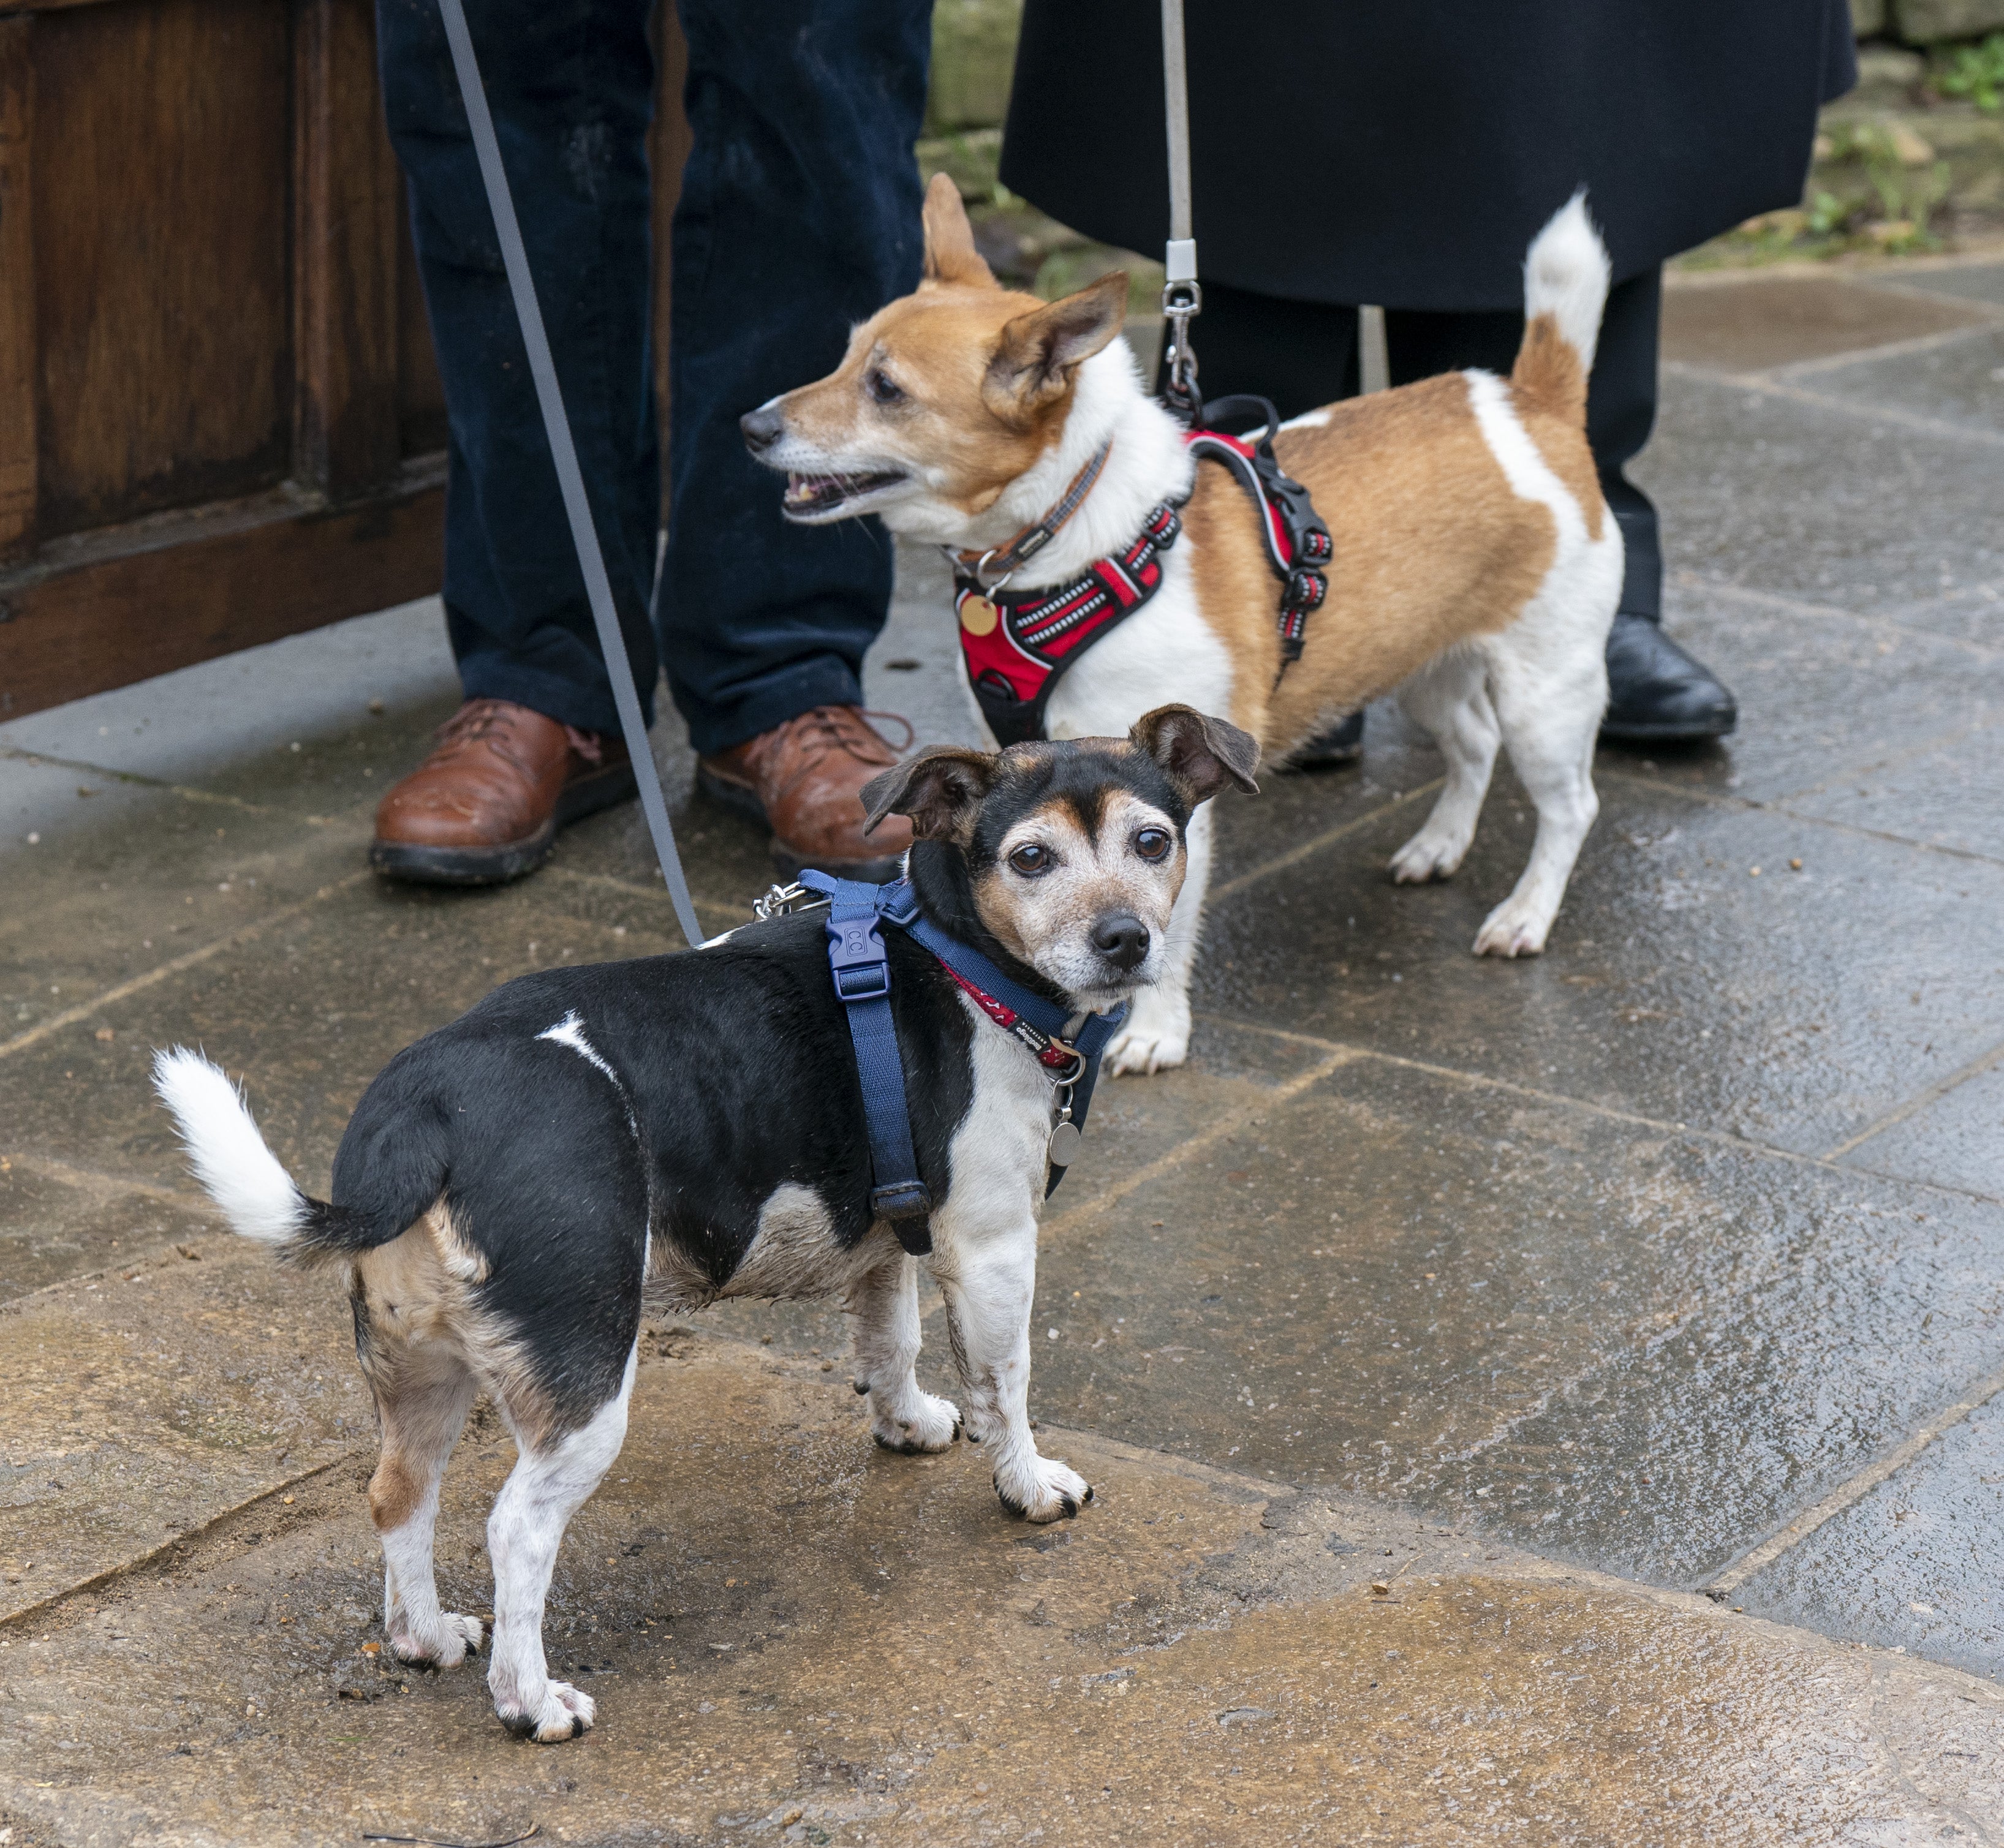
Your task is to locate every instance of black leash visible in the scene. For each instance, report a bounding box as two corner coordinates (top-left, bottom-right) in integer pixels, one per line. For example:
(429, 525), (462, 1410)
(436, 0), (704, 949)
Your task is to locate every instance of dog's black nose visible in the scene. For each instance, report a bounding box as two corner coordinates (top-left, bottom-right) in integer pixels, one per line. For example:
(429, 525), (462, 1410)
(740, 404), (785, 454)
(1091, 912), (1151, 971)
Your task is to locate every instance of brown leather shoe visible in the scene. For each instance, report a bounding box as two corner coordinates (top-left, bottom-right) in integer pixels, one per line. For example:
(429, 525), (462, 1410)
(697, 705), (915, 881)
(369, 698), (635, 886)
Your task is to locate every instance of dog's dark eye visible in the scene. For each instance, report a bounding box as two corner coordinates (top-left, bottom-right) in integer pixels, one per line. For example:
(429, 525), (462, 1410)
(864, 368), (904, 405)
(1135, 827), (1173, 861)
(1008, 842), (1051, 876)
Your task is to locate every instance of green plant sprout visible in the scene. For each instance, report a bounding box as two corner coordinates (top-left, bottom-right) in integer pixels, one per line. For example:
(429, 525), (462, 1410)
(1936, 32), (2004, 113)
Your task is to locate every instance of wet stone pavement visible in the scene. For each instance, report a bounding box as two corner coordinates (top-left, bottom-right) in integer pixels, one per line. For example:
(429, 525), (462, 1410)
(4, 254), (2004, 1846)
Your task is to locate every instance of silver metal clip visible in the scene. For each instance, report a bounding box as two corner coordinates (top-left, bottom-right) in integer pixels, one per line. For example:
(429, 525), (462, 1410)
(753, 880), (823, 921)
(1046, 1078), (1083, 1169)
(1160, 277), (1204, 420)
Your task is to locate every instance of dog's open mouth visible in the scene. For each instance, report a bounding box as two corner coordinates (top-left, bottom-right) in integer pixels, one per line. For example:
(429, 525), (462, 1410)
(782, 469), (905, 518)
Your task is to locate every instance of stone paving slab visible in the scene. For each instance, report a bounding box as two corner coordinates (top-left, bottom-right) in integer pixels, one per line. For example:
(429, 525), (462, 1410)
(1616, 581), (2003, 810)
(1027, 1047), (2004, 1588)
(1200, 767), (2004, 1160)
(1660, 271), (1997, 372)
(1880, 261), (2004, 309)
(1742, 1388), (2004, 1680)
(1, 1239), (366, 1623)
(7, 1332), (2004, 1848)
(1638, 369), (2004, 613)
(1839, 1057), (2004, 1201)
(1803, 325), (2004, 439)
(1877, 578), (2004, 650)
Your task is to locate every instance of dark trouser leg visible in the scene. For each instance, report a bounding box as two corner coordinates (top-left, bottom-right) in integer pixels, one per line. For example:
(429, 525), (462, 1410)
(1382, 270), (1662, 619)
(1152, 283), (1366, 764)
(659, 0), (932, 757)
(1160, 270), (1734, 743)
(377, 0), (661, 736)
(1385, 272), (1734, 740)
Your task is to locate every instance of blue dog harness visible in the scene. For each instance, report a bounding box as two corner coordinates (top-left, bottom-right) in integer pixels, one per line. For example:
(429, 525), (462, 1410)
(796, 870), (1126, 1257)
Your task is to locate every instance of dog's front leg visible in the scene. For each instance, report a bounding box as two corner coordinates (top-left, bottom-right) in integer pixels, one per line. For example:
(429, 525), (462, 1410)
(940, 1226), (1091, 1522)
(1105, 801), (1210, 1076)
(846, 1254), (962, 1454)
(485, 1346), (635, 1743)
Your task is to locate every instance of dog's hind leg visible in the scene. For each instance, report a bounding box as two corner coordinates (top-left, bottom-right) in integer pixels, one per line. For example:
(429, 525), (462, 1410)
(485, 1345), (635, 1743)
(846, 1255), (962, 1454)
(1390, 651), (1501, 884)
(366, 1342), (483, 1667)
(940, 1222), (1091, 1522)
(1472, 608), (1608, 957)
(1104, 799), (1210, 1076)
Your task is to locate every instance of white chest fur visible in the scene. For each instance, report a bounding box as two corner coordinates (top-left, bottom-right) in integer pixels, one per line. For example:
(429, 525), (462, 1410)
(933, 989), (1061, 1246)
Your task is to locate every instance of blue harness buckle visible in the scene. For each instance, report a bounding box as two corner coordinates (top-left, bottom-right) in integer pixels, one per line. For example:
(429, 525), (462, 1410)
(797, 868), (1120, 1246)
(828, 914), (893, 1002)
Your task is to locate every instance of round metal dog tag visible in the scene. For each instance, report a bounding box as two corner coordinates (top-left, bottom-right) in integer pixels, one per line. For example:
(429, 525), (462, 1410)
(1046, 1120), (1083, 1168)
(959, 593), (999, 637)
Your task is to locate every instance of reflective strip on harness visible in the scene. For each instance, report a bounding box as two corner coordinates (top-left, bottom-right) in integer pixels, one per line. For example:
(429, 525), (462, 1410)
(954, 503), (1182, 746)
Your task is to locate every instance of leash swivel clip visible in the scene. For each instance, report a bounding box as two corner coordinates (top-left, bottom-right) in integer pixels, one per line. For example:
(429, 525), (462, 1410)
(1159, 277), (1204, 428)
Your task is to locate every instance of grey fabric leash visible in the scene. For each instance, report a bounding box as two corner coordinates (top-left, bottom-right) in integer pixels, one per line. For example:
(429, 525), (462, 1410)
(1157, 0), (1202, 420)
(436, 0), (705, 949)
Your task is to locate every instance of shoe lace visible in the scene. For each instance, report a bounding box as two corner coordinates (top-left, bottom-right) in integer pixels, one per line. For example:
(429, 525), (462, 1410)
(431, 699), (606, 766)
(782, 704), (915, 768)
(433, 698), (513, 749)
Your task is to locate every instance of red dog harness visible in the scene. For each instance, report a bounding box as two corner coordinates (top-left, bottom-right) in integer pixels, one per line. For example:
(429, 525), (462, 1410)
(952, 396), (1332, 747)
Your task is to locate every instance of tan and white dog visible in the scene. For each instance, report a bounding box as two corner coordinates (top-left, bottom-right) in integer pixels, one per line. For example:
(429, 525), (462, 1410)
(743, 176), (1623, 1075)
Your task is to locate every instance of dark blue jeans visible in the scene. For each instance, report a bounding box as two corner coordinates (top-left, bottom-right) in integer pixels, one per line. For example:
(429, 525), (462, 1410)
(376, 0), (931, 754)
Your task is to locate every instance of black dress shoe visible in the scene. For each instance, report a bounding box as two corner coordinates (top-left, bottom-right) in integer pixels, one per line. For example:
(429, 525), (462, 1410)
(1601, 612), (1737, 742)
(1288, 709), (1364, 768)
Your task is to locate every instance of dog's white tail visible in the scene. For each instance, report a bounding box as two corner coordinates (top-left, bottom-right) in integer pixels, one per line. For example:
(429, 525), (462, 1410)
(153, 1047), (309, 1247)
(1513, 192), (1611, 416)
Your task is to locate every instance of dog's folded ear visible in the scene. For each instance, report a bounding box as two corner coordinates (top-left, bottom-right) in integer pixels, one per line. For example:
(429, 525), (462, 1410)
(860, 745), (999, 842)
(921, 173), (996, 290)
(1130, 705), (1262, 804)
(986, 273), (1129, 418)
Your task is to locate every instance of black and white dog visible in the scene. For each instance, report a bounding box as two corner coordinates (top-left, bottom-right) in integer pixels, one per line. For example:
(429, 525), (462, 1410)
(154, 705), (1258, 1743)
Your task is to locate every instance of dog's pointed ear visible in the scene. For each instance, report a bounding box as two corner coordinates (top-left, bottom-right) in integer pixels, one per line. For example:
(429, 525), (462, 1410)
(985, 272), (1129, 417)
(921, 173), (996, 289)
(860, 745), (998, 842)
(1130, 705), (1261, 804)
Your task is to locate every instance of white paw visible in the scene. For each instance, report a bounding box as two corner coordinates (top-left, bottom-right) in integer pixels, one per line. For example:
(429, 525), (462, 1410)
(498, 1678), (596, 1743)
(1104, 988), (1191, 1076)
(1390, 829), (1467, 884)
(1473, 897), (1553, 959)
(389, 1611), (485, 1667)
(995, 1454), (1094, 1523)
(872, 1390), (962, 1455)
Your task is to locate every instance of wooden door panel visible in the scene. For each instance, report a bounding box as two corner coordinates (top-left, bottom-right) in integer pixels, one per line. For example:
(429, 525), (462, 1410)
(34, 0), (292, 537)
(0, 0), (691, 722)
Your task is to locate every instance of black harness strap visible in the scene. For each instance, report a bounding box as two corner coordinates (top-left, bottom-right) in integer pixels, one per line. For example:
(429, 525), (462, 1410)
(1185, 394), (1333, 668)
